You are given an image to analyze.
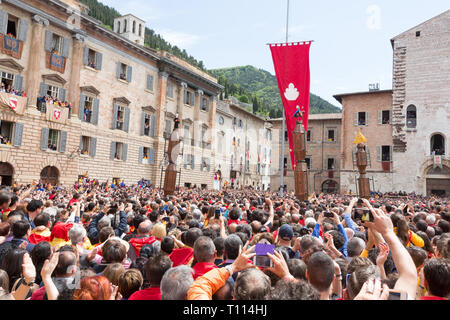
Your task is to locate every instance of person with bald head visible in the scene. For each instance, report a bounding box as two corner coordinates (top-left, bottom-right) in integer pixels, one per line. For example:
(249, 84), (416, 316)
(227, 223), (237, 234)
(128, 219), (157, 262)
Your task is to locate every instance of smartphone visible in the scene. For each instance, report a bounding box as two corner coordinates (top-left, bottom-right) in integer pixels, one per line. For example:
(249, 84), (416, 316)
(215, 208), (221, 219)
(253, 243), (275, 268)
(402, 206), (408, 215)
(361, 210), (374, 222)
(324, 211), (334, 218)
(388, 290), (408, 300)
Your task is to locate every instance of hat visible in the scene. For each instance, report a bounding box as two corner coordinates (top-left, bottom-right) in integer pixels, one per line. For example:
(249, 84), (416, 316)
(279, 224), (294, 240)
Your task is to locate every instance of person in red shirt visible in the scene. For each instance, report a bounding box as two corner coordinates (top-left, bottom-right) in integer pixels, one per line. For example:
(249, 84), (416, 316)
(169, 228), (202, 267)
(128, 254), (172, 300)
(192, 236), (218, 280)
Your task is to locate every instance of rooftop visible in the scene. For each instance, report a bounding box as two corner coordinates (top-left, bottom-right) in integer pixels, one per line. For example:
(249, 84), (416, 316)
(333, 89), (392, 104)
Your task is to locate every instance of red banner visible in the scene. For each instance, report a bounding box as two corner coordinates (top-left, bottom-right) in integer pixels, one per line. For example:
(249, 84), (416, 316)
(270, 42), (311, 170)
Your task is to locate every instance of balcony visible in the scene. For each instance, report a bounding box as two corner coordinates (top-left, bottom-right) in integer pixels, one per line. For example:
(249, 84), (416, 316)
(381, 161), (391, 172)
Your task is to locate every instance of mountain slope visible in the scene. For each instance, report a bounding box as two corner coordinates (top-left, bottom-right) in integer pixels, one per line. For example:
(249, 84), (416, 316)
(211, 65), (341, 118)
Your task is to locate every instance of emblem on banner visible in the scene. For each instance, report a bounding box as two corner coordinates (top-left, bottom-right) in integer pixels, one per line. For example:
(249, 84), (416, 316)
(9, 97), (18, 110)
(53, 109), (61, 120)
(284, 83), (300, 101)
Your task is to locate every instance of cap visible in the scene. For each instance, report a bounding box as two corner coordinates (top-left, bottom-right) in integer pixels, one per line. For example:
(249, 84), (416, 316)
(279, 224), (294, 240)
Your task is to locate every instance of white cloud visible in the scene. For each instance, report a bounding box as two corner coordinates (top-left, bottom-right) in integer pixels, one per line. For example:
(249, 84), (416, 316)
(156, 29), (202, 48)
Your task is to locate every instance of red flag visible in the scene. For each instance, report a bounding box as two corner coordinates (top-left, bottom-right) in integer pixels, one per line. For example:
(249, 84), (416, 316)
(270, 42), (311, 170)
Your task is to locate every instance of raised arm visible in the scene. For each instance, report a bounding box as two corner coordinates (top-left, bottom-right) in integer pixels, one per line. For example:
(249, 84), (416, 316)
(264, 198), (274, 226)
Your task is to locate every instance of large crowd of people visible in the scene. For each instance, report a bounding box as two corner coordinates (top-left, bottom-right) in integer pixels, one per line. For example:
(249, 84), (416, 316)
(0, 180), (448, 301)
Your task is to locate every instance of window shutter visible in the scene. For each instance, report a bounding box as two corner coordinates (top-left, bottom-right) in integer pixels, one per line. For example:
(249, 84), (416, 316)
(376, 146), (381, 162)
(366, 112), (369, 126)
(200, 97), (204, 110)
(191, 155), (195, 169)
(206, 158), (210, 171)
(13, 123), (24, 147)
(41, 128), (49, 151)
(62, 37), (70, 58)
(95, 52), (102, 70)
(141, 113), (146, 136)
(206, 98), (210, 112)
(147, 75), (153, 91)
(389, 146), (392, 162)
(110, 142), (116, 160)
(184, 154), (188, 169)
(378, 110), (382, 124)
(354, 112), (358, 126)
(59, 88), (66, 102)
(0, 10), (8, 35)
(17, 19), (29, 42)
(14, 75), (23, 92)
(79, 135), (83, 150)
(150, 114), (156, 137)
(112, 104), (118, 129)
(83, 46), (89, 65)
(389, 110), (392, 123)
(92, 98), (99, 125)
(124, 107), (130, 132)
(184, 90), (188, 104)
(138, 146), (143, 164)
(117, 62), (122, 79)
(123, 144), (128, 161)
(44, 30), (53, 52)
(90, 137), (97, 157)
(127, 66), (132, 82)
(39, 83), (48, 97)
(78, 94), (85, 120)
(149, 148), (155, 164)
(190, 91), (194, 106)
(59, 131), (67, 153)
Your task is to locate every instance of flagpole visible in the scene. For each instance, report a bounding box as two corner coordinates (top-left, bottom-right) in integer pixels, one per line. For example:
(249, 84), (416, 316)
(280, 0), (289, 197)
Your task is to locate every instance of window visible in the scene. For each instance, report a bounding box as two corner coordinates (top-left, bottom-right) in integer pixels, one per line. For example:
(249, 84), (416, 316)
(116, 105), (125, 130)
(305, 157), (311, 170)
(284, 130), (288, 142)
(327, 129), (335, 142)
(146, 74), (154, 91)
(87, 49), (98, 69)
(217, 133), (223, 153)
(48, 129), (59, 151)
(416, 31), (421, 37)
(132, 21), (136, 34)
(246, 159), (250, 172)
(381, 146), (391, 161)
(164, 119), (172, 138)
(0, 71), (14, 90)
(117, 21), (121, 33)
(307, 130), (311, 142)
(381, 110), (390, 124)
(406, 105), (417, 128)
(47, 85), (59, 99)
(218, 116), (224, 125)
(124, 19), (127, 33)
(82, 96), (93, 123)
(431, 134), (445, 155)
(143, 113), (151, 136)
(139, 24), (142, 37)
(358, 112), (367, 126)
(239, 119), (243, 128)
(6, 15), (18, 38)
(119, 63), (128, 81)
(184, 154), (194, 169)
(0, 121), (14, 145)
(184, 125), (190, 145)
(184, 90), (194, 105)
(115, 142), (124, 160)
(51, 34), (63, 53)
(142, 147), (150, 164)
(201, 97), (209, 111)
(327, 158), (335, 170)
(167, 82), (174, 98)
(266, 129), (272, 141)
(80, 136), (91, 156)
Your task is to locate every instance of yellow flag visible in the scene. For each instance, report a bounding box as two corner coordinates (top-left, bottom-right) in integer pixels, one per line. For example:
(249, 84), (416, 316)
(353, 128), (367, 144)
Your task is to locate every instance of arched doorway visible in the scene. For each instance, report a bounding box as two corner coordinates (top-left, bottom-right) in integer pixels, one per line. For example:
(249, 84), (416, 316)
(425, 165), (450, 197)
(322, 179), (338, 194)
(0, 162), (14, 186)
(40, 166), (59, 186)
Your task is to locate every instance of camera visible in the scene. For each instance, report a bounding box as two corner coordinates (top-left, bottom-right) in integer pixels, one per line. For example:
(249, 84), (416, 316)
(324, 211), (334, 218)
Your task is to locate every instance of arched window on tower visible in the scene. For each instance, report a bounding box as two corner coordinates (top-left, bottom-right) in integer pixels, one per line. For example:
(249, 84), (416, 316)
(406, 105), (417, 128)
(431, 134), (445, 155)
(117, 21), (121, 33)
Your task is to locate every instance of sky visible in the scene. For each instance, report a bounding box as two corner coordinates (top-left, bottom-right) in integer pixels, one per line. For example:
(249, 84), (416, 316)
(100, 0), (449, 106)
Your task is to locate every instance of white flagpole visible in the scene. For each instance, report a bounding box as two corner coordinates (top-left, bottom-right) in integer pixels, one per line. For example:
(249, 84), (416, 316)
(280, 0), (289, 197)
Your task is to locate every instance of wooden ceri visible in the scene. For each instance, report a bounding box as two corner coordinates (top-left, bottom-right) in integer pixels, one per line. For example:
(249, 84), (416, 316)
(356, 143), (371, 199)
(163, 115), (181, 195)
(292, 108), (308, 201)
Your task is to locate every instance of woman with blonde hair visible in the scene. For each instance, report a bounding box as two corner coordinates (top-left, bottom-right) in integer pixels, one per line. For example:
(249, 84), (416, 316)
(151, 223), (166, 241)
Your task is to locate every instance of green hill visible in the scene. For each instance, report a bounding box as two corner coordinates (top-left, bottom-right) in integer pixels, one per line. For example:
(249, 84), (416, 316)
(79, 0), (340, 118)
(210, 66), (341, 118)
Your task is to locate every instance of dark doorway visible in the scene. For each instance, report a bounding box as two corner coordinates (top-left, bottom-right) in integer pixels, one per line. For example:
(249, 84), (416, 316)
(0, 162), (14, 186)
(40, 166), (59, 186)
(322, 179), (338, 194)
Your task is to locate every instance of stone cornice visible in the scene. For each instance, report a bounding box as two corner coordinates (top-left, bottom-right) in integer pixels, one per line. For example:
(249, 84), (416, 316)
(32, 14), (49, 26)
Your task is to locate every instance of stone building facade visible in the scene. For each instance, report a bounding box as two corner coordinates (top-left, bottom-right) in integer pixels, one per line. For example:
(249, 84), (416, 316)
(270, 113), (342, 194)
(333, 90), (394, 194)
(0, 0), (272, 189)
(390, 10), (450, 196)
